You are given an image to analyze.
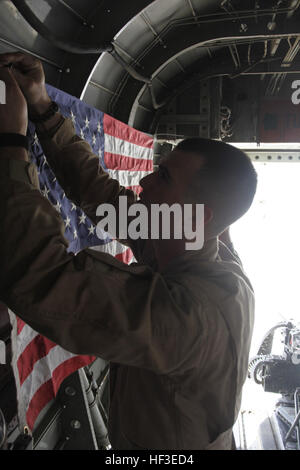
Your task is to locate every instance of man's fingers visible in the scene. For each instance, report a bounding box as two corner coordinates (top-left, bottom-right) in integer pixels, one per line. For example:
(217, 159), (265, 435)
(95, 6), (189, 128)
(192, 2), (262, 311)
(0, 52), (38, 71)
(10, 66), (31, 85)
(0, 52), (26, 65)
(0, 65), (14, 83)
(0, 57), (28, 137)
(0, 66), (23, 93)
(0, 52), (46, 107)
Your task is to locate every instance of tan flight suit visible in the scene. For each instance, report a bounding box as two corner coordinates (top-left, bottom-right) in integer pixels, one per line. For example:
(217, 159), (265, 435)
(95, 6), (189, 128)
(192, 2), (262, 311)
(0, 116), (254, 449)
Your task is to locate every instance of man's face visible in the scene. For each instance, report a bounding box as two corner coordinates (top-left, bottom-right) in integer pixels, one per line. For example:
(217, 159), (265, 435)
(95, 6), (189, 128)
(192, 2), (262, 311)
(139, 149), (205, 207)
(138, 149), (211, 255)
(138, 150), (209, 246)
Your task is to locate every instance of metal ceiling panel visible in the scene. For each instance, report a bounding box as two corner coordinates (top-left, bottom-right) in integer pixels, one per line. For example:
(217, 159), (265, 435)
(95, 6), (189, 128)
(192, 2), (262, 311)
(138, 0), (191, 34)
(80, 81), (112, 111)
(0, 0), (157, 96)
(26, 0), (82, 38)
(143, 0), (222, 34)
(154, 60), (185, 84)
(88, 54), (125, 93)
(114, 16), (157, 58)
(177, 46), (212, 68)
(1, 0), (300, 140)
(0, 0), (68, 85)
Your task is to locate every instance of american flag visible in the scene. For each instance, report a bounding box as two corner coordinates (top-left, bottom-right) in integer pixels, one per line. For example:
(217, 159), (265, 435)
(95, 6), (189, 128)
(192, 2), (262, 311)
(8, 84), (154, 432)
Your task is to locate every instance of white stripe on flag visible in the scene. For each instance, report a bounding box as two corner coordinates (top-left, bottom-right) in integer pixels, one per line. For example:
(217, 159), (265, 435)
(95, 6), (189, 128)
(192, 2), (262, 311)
(107, 169), (151, 187)
(8, 309), (27, 430)
(90, 240), (127, 256)
(17, 324), (39, 357)
(105, 134), (153, 161)
(21, 345), (77, 407)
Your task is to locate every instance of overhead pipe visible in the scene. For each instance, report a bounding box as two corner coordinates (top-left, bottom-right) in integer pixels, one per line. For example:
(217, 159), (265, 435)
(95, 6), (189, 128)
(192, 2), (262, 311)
(0, 35), (68, 72)
(109, 48), (151, 84)
(11, 0), (113, 54)
(11, 0), (152, 84)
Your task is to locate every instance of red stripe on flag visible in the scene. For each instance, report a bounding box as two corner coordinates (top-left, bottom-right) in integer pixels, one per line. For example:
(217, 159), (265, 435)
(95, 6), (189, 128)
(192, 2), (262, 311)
(17, 335), (57, 386)
(26, 379), (54, 430)
(104, 152), (153, 172)
(51, 355), (95, 395)
(17, 317), (26, 335)
(126, 185), (143, 195)
(115, 248), (134, 264)
(26, 354), (95, 430)
(103, 114), (153, 149)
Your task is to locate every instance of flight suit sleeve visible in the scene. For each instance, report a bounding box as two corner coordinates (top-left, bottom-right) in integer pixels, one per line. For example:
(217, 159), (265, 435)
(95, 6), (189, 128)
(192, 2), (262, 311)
(0, 157), (203, 375)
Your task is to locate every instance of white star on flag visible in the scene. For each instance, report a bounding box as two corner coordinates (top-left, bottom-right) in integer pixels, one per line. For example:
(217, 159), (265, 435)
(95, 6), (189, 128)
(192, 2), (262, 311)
(73, 229), (78, 239)
(97, 122), (101, 132)
(92, 134), (96, 145)
(70, 203), (77, 211)
(88, 225), (96, 236)
(84, 117), (90, 128)
(42, 186), (50, 199)
(34, 133), (39, 145)
(54, 201), (62, 213)
(78, 213), (87, 225)
(80, 128), (85, 139)
(64, 216), (71, 228)
(70, 110), (76, 124)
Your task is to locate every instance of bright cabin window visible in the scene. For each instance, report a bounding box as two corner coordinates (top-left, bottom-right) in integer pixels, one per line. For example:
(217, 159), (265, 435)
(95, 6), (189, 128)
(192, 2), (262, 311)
(231, 160), (300, 355)
(230, 154), (300, 438)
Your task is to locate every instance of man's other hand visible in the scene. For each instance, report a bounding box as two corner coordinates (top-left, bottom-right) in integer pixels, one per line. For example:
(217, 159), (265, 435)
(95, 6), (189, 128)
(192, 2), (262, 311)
(0, 52), (51, 115)
(0, 66), (27, 135)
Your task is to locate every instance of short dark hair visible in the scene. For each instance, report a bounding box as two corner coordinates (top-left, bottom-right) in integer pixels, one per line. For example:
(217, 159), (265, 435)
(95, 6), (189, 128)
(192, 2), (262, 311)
(175, 138), (257, 236)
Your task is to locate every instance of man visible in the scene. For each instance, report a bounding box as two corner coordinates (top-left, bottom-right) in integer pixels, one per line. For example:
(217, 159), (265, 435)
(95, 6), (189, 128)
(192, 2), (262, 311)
(0, 53), (257, 450)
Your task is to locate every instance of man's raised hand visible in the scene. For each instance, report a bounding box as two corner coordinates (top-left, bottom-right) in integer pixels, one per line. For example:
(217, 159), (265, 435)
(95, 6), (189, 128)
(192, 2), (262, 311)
(0, 52), (51, 115)
(0, 66), (27, 136)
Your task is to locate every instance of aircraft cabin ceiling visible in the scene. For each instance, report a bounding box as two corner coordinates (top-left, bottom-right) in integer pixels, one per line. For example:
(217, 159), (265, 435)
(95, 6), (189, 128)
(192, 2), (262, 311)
(1, 0), (300, 142)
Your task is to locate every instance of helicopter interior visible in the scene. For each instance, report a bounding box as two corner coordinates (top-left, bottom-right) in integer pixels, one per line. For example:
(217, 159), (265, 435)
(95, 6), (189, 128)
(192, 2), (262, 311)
(0, 0), (300, 450)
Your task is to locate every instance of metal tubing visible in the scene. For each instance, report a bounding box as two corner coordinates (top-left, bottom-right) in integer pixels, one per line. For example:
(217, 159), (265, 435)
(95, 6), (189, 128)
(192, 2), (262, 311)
(54, 0), (94, 28)
(11, 0), (153, 85)
(110, 48), (151, 84)
(78, 369), (111, 450)
(284, 409), (300, 445)
(89, 80), (117, 96)
(11, 0), (113, 54)
(283, 388), (300, 447)
(0, 35), (68, 72)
